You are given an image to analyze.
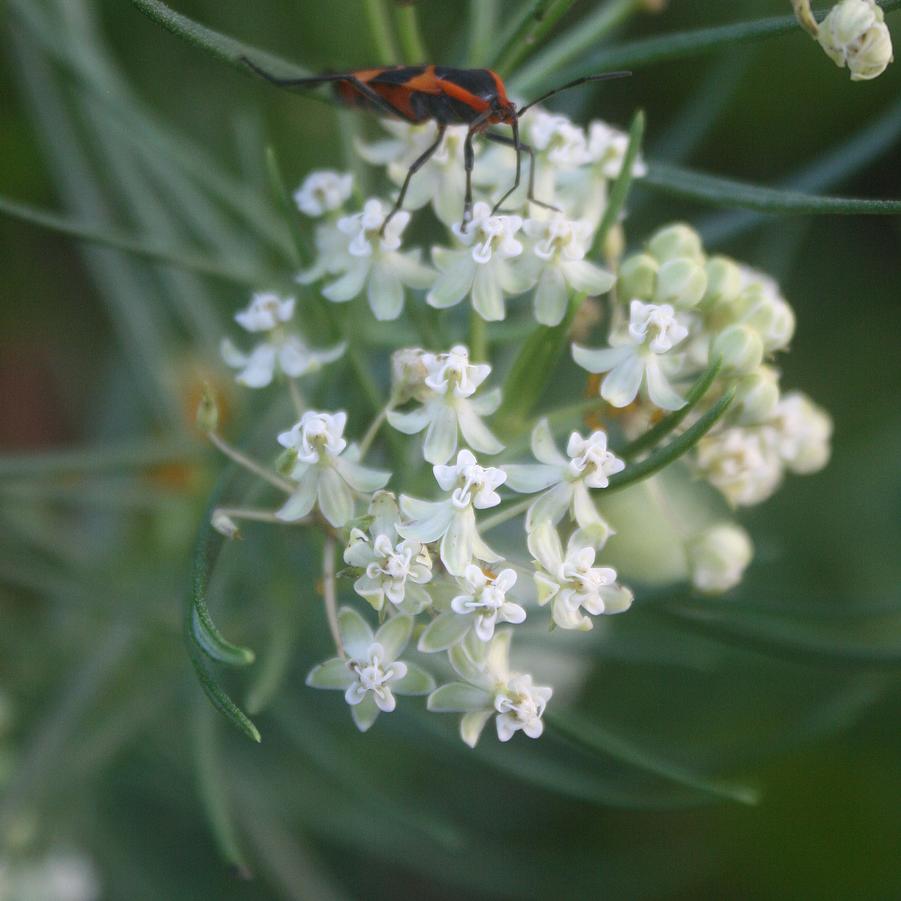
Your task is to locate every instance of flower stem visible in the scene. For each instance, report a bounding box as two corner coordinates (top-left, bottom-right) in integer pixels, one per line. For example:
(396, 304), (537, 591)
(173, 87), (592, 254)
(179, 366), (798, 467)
(363, 0), (400, 64)
(394, 3), (427, 64)
(359, 401), (395, 461)
(207, 431), (294, 494)
(288, 378), (305, 417)
(493, 0), (580, 76)
(469, 309), (488, 363)
(214, 506), (308, 526)
(480, 497), (533, 533)
(466, 0), (498, 66)
(322, 537), (345, 658)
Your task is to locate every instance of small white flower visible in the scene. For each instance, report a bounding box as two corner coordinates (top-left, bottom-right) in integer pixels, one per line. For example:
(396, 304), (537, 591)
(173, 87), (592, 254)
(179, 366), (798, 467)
(427, 630), (552, 747)
(519, 216), (614, 325)
(818, 0), (893, 80)
(397, 449), (505, 576)
(586, 120), (648, 180)
(388, 344), (503, 464)
(450, 565), (526, 642)
(528, 522), (633, 630)
(310, 198), (435, 321)
(688, 523), (754, 594)
(694, 425), (784, 507)
(221, 293), (345, 388)
(770, 391), (832, 474)
(427, 202), (532, 321)
(573, 300), (689, 410)
(275, 410), (390, 527)
(306, 608), (435, 732)
(525, 110), (590, 168)
(504, 418), (623, 533)
(344, 530), (433, 613)
(294, 169), (353, 217)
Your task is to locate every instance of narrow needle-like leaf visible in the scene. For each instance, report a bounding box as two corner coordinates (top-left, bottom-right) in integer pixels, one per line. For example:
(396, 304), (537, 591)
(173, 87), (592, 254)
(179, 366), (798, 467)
(596, 109), (645, 252)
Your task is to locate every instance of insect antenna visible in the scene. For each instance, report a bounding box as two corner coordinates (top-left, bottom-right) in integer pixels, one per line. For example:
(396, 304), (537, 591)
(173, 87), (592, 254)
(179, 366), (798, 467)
(516, 71), (631, 118)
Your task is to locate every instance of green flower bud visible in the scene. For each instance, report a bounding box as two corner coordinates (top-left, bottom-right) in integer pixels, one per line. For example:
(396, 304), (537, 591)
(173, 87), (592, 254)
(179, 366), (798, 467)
(712, 325), (764, 375)
(195, 382), (219, 433)
(618, 253), (658, 301)
(731, 367), (781, 425)
(688, 523), (753, 594)
(212, 510), (241, 540)
(701, 256), (744, 313)
(739, 285), (796, 353)
(654, 257), (708, 308)
(647, 223), (705, 264)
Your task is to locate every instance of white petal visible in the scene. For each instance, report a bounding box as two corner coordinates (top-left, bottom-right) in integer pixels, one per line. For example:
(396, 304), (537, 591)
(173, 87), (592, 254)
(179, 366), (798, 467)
(275, 468), (318, 521)
(367, 260), (404, 321)
(220, 338), (248, 368)
(351, 694), (381, 732)
(387, 406), (431, 435)
(390, 250), (436, 290)
(397, 502), (455, 544)
(374, 614), (413, 661)
(495, 713), (517, 742)
(440, 509), (475, 576)
(423, 403), (459, 465)
(561, 259), (615, 296)
(426, 252), (475, 309)
(418, 612), (473, 653)
(644, 356), (686, 411)
(503, 464), (561, 494)
(317, 465), (355, 527)
(305, 657), (353, 689)
(427, 682), (493, 712)
(460, 709), (493, 748)
(236, 344), (278, 388)
(457, 402), (504, 455)
(525, 482), (573, 531)
(334, 457), (391, 492)
(392, 662), (436, 695)
(601, 354), (645, 408)
(527, 520), (564, 572)
(571, 343), (632, 374)
(323, 260), (369, 302)
(531, 418), (567, 466)
(337, 606), (374, 659)
(470, 386), (502, 416)
(534, 266), (568, 326)
(471, 263), (505, 321)
(373, 688), (397, 713)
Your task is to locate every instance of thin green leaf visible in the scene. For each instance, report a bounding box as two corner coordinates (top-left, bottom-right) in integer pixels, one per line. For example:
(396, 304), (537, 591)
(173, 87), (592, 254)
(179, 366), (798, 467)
(536, 1), (901, 83)
(0, 195), (269, 286)
(654, 606), (901, 669)
(621, 356), (723, 459)
(363, 0), (400, 64)
(547, 709), (759, 805)
(642, 161), (901, 216)
(595, 109), (644, 252)
(192, 703), (253, 877)
(511, 0), (640, 91)
(130, 0), (310, 80)
(265, 146), (311, 267)
(0, 438), (199, 480)
(493, 0), (581, 75)
(466, 0), (498, 67)
(607, 387), (735, 493)
(191, 511), (255, 668)
(394, 3), (427, 64)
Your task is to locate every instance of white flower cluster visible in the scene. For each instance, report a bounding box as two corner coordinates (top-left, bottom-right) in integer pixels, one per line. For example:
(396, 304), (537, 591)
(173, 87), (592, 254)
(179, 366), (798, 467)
(206, 116), (832, 750)
(817, 0), (893, 81)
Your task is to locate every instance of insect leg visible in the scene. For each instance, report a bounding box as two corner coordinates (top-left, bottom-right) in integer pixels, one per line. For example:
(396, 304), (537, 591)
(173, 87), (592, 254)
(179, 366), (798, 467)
(240, 56), (339, 87)
(484, 130), (560, 214)
(460, 112), (492, 232)
(380, 124), (446, 236)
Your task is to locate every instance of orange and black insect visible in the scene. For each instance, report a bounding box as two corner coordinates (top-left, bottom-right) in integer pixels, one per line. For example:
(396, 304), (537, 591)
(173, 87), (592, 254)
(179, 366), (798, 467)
(242, 59), (629, 232)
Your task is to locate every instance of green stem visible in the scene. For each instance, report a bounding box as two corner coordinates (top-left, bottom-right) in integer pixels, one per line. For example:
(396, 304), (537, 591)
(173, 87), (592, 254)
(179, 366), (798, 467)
(364, 0), (400, 64)
(467, 0), (498, 66)
(265, 146), (313, 267)
(511, 0), (640, 90)
(469, 309), (488, 362)
(596, 109), (645, 254)
(480, 497), (533, 533)
(493, 0), (581, 75)
(621, 356), (723, 459)
(395, 4), (427, 63)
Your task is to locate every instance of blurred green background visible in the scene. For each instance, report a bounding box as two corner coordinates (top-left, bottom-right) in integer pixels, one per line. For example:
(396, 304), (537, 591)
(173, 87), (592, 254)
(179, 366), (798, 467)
(1, 1), (900, 898)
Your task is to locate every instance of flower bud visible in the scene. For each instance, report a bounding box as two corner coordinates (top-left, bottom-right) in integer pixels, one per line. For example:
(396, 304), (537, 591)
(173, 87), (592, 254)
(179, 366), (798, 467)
(647, 223), (705, 264)
(688, 523), (753, 594)
(654, 257), (708, 308)
(739, 285), (796, 353)
(818, 0), (893, 81)
(618, 253), (658, 302)
(212, 510), (241, 540)
(195, 382), (219, 433)
(712, 325), (764, 375)
(772, 392), (833, 474)
(701, 256), (744, 313)
(731, 367), (781, 425)
(390, 347), (429, 403)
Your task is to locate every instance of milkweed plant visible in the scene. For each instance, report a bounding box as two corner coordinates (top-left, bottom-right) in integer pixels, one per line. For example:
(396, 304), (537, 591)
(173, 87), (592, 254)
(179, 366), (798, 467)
(202, 90), (835, 747)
